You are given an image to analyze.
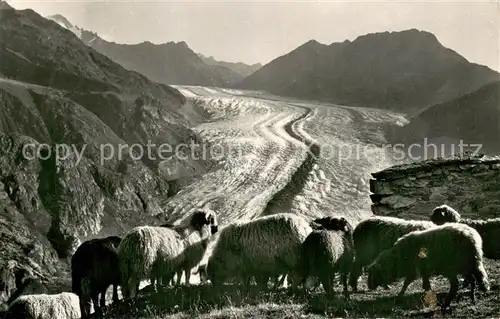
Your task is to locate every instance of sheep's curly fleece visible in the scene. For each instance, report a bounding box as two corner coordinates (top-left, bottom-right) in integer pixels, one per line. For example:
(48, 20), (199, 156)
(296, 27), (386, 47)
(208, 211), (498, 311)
(429, 205), (500, 259)
(5, 292), (81, 319)
(206, 213), (313, 287)
(301, 228), (354, 298)
(349, 215), (435, 291)
(367, 223), (489, 308)
(460, 218), (500, 259)
(118, 226), (186, 298)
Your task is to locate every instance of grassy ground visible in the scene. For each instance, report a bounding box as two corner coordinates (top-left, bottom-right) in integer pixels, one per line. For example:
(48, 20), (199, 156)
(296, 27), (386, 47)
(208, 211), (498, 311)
(103, 259), (500, 319)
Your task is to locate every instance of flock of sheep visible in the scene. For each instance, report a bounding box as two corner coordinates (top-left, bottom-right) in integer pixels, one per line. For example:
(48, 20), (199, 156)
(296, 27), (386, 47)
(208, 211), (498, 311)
(4, 205), (500, 319)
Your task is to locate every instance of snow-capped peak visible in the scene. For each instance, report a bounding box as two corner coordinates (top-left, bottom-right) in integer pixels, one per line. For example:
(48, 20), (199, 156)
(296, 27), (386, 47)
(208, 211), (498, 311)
(46, 14), (82, 39)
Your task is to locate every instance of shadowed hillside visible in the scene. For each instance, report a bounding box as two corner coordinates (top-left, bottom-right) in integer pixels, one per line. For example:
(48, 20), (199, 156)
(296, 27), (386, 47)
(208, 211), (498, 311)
(238, 29), (499, 114)
(0, 3), (208, 309)
(391, 81), (500, 154)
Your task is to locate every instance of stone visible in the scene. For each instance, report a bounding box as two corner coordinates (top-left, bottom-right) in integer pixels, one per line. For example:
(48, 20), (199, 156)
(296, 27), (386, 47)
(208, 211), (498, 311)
(370, 179), (394, 195)
(380, 195), (417, 209)
(429, 186), (448, 201)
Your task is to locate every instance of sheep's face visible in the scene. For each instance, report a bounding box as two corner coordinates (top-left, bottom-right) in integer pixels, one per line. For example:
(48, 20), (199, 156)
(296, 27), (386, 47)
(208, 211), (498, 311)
(430, 205), (460, 225)
(190, 210), (219, 236)
(367, 250), (399, 290)
(209, 215), (219, 235)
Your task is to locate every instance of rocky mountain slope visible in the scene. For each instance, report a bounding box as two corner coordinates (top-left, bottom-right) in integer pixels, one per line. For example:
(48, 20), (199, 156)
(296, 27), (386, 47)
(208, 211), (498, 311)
(238, 29), (499, 114)
(47, 14), (253, 87)
(0, 3), (206, 309)
(198, 54), (262, 78)
(392, 81), (500, 154)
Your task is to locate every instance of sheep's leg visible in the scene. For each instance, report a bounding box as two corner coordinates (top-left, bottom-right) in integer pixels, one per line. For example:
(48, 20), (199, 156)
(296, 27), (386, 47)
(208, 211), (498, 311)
(175, 270), (183, 286)
(185, 268), (191, 286)
(275, 275), (285, 288)
(416, 258), (432, 292)
(320, 274), (334, 296)
(255, 275), (269, 291)
(398, 276), (415, 296)
(127, 278), (139, 299)
(121, 284), (129, 300)
(79, 296), (91, 319)
(341, 272), (350, 300)
(150, 276), (157, 292)
(442, 276), (459, 310)
(466, 274), (476, 304)
(112, 284), (119, 303)
(422, 276), (432, 291)
(349, 261), (362, 292)
(243, 276), (252, 287)
(99, 290), (106, 309)
(92, 293), (102, 318)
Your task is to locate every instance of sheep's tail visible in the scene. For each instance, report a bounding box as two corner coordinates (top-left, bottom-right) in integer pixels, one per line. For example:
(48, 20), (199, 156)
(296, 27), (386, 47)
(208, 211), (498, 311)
(474, 261), (490, 292)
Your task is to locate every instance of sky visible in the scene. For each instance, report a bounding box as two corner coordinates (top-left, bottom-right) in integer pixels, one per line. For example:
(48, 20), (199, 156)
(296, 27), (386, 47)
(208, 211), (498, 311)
(7, 0), (500, 71)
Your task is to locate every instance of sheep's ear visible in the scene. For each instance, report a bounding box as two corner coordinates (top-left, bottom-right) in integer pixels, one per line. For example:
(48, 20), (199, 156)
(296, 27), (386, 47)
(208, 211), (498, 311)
(340, 217), (350, 232)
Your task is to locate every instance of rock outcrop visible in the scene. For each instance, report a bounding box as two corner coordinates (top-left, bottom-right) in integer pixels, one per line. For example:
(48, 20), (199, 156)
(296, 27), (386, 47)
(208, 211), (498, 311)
(370, 154), (500, 220)
(391, 81), (500, 154)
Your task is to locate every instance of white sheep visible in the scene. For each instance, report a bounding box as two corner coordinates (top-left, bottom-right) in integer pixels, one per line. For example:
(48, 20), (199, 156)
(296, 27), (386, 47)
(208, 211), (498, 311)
(367, 223), (489, 310)
(205, 213), (313, 289)
(430, 204), (500, 259)
(118, 210), (218, 298)
(5, 292), (80, 319)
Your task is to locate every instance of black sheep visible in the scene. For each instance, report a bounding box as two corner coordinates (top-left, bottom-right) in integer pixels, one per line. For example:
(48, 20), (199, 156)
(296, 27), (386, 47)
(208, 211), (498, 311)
(300, 217), (354, 299)
(71, 235), (122, 318)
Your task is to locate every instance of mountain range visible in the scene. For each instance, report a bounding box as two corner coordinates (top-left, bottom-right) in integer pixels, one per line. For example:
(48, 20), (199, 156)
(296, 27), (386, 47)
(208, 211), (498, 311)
(1, 2), (499, 310)
(197, 53), (262, 78)
(47, 14), (499, 119)
(237, 30), (499, 114)
(47, 14), (259, 87)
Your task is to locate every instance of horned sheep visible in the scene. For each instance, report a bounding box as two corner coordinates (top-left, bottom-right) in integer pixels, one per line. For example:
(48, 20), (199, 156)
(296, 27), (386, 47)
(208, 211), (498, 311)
(71, 235), (122, 319)
(349, 216), (435, 291)
(5, 292), (81, 319)
(366, 223), (489, 310)
(118, 210), (218, 298)
(430, 204), (500, 259)
(205, 213), (313, 289)
(299, 216), (354, 298)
